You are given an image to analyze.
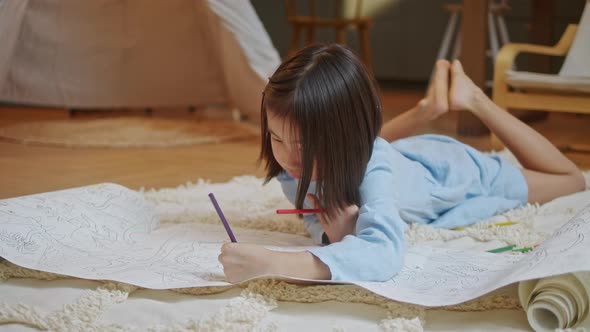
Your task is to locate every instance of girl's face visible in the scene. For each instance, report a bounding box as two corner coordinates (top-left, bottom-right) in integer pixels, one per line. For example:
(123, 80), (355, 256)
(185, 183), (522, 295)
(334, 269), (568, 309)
(267, 111), (316, 180)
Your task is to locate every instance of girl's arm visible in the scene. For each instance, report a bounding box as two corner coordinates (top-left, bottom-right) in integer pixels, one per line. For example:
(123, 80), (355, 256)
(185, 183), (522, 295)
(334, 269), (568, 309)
(380, 60), (450, 142)
(219, 243), (331, 282)
(450, 60), (585, 203)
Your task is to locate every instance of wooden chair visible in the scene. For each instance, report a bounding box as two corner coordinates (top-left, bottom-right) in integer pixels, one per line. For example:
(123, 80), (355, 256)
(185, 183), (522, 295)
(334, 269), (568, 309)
(491, 0), (590, 150)
(285, 0), (373, 72)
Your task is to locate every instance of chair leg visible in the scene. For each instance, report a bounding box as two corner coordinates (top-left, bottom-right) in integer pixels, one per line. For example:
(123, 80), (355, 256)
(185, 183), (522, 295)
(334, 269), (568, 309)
(430, 11), (459, 84)
(336, 25), (346, 45)
(305, 25), (315, 46)
(231, 108), (245, 122)
(451, 22), (462, 60)
(359, 25), (372, 74)
(497, 13), (511, 45)
(487, 11), (499, 62)
(288, 25), (302, 56)
(486, 11), (500, 88)
(436, 12), (459, 61)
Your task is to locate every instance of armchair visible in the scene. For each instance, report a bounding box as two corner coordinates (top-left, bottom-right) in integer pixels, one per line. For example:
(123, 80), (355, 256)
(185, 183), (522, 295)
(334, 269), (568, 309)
(491, 0), (590, 150)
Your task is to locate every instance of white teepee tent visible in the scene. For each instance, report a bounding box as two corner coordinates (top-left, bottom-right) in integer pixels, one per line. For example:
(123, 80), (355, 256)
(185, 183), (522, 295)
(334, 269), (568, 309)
(0, 0), (280, 119)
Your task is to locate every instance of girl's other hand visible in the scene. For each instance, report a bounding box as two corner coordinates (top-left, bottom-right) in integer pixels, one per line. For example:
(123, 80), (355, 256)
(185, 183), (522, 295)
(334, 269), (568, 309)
(449, 59), (483, 112)
(218, 243), (274, 283)
(307, 194), (358, 243)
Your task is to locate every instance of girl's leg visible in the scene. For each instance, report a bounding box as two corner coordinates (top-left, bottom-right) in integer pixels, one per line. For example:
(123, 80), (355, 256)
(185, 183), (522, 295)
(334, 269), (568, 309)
(380, 60), (450, 142)
(449, 60), (585, 204)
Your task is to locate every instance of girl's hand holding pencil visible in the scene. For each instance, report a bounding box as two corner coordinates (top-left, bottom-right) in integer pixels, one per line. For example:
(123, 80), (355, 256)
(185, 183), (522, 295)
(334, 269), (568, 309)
(210, 192), (273, 283)
(277, 195), (359, 243)
(305, 194), (358, 243)
(211, 192), (331, 283)
(218, 243), (275, 283)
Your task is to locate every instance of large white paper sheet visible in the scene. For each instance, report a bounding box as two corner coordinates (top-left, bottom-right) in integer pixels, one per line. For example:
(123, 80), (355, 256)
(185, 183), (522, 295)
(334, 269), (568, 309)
(1, 183), (589, 307)
(0, 184), (314, 288)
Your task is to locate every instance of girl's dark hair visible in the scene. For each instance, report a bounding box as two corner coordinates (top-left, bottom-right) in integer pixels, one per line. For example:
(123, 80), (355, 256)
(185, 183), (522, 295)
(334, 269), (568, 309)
(259, 44), (382, 212)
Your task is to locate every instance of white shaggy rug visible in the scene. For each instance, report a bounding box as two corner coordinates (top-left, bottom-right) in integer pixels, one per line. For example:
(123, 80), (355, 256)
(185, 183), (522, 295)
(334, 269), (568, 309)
(1, 159), (589, 331)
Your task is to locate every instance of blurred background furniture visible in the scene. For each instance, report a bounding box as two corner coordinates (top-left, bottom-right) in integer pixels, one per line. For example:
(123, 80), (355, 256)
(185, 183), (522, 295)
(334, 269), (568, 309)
(492, 0), (590, 150)
(285, 0), (373, 72)
(436, 0), (512, 87)
(454, 0), (577, 136)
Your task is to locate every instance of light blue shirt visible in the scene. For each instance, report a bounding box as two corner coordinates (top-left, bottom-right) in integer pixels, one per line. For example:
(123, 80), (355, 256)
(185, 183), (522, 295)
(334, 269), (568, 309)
(277, 135), (528, 282)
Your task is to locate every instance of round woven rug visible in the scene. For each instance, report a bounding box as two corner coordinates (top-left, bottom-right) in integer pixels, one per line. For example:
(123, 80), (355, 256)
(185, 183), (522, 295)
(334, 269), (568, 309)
(0, 117), (259, 148)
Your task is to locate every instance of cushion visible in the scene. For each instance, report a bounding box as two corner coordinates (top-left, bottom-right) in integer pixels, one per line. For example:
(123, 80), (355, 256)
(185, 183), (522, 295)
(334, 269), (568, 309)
(506, 70), (590, 94)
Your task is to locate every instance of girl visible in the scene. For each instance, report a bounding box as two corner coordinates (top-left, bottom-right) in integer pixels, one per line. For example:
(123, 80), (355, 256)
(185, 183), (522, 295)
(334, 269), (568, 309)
(218, 44), (585, 283)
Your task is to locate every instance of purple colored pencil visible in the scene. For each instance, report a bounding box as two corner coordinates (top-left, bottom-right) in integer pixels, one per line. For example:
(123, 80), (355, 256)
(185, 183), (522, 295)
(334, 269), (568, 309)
(208, 193), (237, 242)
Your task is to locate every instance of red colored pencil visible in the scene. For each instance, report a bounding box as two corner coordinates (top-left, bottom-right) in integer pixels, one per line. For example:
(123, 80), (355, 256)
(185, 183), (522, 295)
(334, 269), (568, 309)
(276, 209), (323, 214)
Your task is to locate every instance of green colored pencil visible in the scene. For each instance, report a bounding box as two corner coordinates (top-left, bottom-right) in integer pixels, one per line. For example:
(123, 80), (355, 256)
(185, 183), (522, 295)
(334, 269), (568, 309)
(486, 244), (537, 253)
(486, 244), (517, 253)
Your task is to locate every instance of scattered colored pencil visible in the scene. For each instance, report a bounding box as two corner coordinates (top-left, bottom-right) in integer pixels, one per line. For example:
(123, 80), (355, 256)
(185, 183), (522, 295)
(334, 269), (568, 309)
(487, 244), (538, 253)
(453, 221), (516, 231)
(208, 193), (237, 243)
(487, 244), (517, 253)
(276, 209), (323, 214)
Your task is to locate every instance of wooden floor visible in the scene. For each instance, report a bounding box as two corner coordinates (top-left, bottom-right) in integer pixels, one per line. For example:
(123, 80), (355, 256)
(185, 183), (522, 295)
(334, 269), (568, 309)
(1, 88), (589, 199)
